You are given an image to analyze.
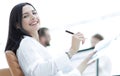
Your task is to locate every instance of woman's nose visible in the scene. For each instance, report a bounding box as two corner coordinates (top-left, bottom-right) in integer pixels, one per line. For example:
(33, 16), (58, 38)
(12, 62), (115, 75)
(31, 14), (36, 20)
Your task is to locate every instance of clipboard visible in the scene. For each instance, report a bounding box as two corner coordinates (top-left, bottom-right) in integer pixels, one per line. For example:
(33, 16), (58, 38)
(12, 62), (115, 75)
(88, 39), (112, 64)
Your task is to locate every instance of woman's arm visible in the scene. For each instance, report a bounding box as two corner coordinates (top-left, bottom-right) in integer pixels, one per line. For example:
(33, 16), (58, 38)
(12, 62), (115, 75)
(17, 36), (81, 76)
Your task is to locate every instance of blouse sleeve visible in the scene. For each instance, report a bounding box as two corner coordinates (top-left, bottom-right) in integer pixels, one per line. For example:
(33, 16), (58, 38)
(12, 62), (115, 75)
(17, 37), (81, 76)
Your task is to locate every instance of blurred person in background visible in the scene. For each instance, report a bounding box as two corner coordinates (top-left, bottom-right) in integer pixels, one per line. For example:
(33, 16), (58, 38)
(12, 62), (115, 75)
(71, 33), (112, 76)
(38, 27), (51, 47)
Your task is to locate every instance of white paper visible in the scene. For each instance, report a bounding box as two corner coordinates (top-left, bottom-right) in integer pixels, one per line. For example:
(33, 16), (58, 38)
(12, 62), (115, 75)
(88, 33), (120, 64)
(88, 39), (113, 64)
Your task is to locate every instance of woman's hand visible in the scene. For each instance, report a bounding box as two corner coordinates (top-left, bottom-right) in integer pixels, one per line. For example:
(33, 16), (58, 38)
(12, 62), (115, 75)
(77, 51), (96, 74)
(68, 32), (85, 58)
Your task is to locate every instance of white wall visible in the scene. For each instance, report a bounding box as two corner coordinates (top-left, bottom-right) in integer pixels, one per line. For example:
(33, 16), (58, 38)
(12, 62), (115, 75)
(0, 0), (120, 75)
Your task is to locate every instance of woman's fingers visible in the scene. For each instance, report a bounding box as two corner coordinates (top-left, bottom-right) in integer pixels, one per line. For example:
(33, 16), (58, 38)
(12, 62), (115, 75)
(74, 32), (85, 41)
(78, 51), (97, 73)
(88, 60), (95, 65)
(82, 37), (85, 44)
(70, 32), (85, 56)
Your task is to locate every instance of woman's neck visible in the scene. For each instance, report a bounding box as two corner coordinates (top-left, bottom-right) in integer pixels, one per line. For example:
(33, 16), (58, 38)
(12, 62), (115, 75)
(30, 31), (40, 42)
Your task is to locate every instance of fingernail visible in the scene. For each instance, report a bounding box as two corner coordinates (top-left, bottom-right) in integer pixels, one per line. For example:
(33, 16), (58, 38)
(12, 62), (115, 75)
(93, 51), (97, 53)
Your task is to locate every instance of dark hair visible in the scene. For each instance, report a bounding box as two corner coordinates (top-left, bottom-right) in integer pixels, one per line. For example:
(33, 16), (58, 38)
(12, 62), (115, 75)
(5, 2), (36, 54)
(38, 27), (48, 37)
(92, 34), (104, 40)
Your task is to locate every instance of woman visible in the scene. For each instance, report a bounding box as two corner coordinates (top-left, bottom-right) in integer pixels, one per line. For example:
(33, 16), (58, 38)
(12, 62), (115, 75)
(5, 2), (96, 76)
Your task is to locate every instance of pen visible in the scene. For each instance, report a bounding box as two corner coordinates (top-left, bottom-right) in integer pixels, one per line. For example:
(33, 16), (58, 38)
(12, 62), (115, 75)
(65, 30), (87, 40)
(65, 30), (74, 34)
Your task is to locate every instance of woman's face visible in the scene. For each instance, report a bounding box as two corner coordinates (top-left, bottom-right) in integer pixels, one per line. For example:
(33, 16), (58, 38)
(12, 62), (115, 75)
(22, 5), (40, 35)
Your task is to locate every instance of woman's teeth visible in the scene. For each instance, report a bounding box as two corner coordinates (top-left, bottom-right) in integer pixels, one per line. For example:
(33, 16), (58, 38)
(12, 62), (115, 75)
(30, 21), (38, 26)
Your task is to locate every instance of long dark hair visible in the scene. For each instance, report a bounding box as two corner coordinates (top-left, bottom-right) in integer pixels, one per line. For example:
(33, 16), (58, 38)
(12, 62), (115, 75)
(5, 2), (36, 54)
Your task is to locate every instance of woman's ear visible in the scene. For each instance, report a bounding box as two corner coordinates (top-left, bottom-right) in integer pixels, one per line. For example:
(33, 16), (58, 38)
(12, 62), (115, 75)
(16, 23), (20, 29)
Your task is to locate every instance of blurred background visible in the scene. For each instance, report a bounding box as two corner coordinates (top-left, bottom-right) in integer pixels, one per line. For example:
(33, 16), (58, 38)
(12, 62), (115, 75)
(0, 0), (120, 75)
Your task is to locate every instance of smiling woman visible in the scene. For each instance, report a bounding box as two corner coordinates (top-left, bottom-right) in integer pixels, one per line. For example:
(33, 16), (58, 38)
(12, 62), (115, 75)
(3, 2), (98, 76)
(22, 5), (40, 34)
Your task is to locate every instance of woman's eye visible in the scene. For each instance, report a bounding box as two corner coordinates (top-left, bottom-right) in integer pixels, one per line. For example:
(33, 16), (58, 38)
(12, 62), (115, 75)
(33, 11), (37, 15)
(23, 15), (29, 18)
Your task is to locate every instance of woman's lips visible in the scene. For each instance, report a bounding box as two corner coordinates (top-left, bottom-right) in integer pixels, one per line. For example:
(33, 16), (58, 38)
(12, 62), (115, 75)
(29, 21), (39, 26)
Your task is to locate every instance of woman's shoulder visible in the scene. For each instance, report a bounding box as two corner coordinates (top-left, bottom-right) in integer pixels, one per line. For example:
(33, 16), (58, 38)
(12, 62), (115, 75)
(19, 36), (43, 48)
(21, 36), (35, 44)
(17, 36), (39, 54)
(19, 36), (35, 48)
(22, 35), (33, 41)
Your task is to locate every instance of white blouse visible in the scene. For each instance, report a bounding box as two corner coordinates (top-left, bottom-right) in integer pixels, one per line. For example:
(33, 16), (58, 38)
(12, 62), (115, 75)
(17, 36), (81, 76)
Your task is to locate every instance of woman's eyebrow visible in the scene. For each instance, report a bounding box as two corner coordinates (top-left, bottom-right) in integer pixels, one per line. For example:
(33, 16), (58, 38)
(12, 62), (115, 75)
(23, 10), (36, 15)
(23, 12), (29, 15)
(32, 10), (36, 12)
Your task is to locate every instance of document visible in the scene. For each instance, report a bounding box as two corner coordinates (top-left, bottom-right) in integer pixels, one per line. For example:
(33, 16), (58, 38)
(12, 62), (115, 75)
(88, 39), (113, 64)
